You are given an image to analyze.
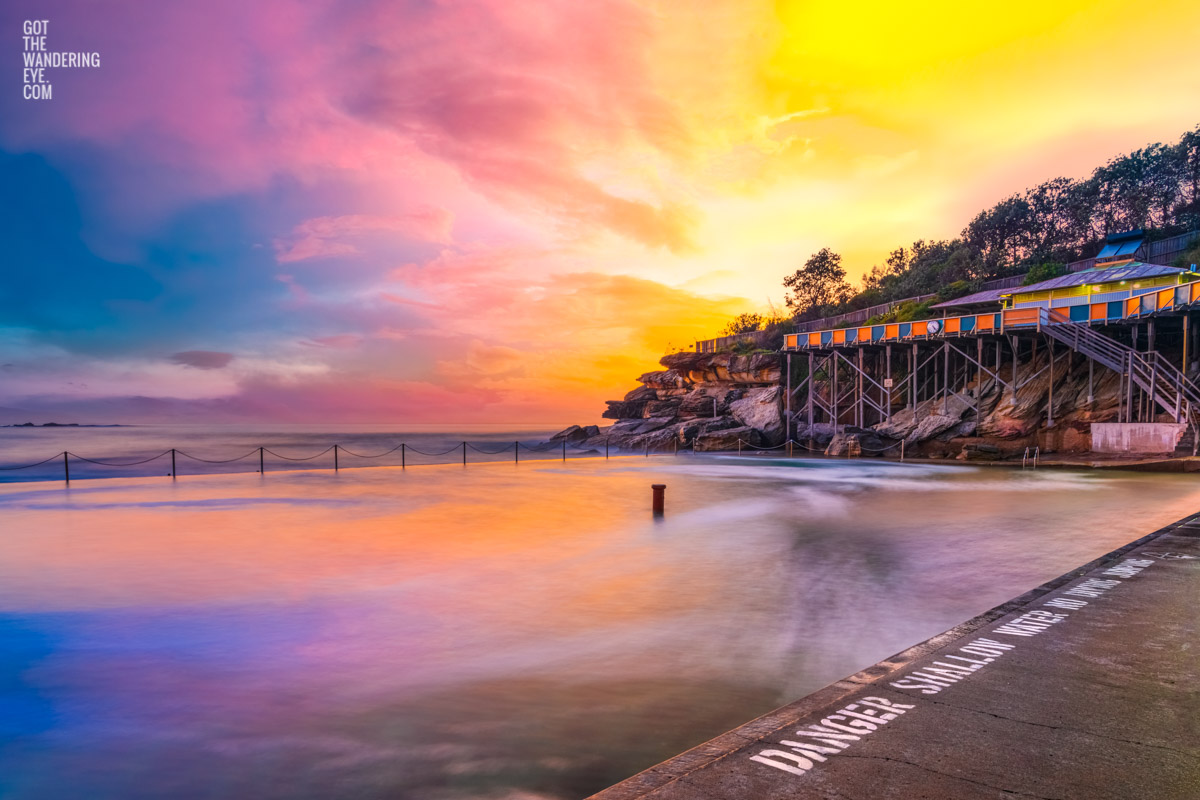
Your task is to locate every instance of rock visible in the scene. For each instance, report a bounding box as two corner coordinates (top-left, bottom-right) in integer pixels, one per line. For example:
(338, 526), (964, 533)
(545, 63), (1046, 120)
(977, 351), (1068, 439)
(637, 369), (691, 390)
(630, 425), (685, 452)
(957, 441), (1001, 461)
(549, 424), (600, 444)
(729, 386), (785, 444)
(659, 352), (781, 385)
(644, 399), (682, 418)
(873, 407), (920, 440)
(549, 425), (585, 444)
(678, 389), (727, 419)
(677, 417), (742, 444)
(795, 422), (836, 445)
(842, 426), (889, 454)
(631, 417), (672, 434)
(906, 414), (960, 444)
(825, 433), (862, 457)
(624, 385), (659, 402)
(694, 426), (763, 451)
(602, 386), (658, 420)
(938, 419), (977, 441)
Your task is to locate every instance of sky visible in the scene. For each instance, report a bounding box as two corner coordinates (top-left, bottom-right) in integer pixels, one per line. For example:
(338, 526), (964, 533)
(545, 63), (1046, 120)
(2, 0), (1199, 424)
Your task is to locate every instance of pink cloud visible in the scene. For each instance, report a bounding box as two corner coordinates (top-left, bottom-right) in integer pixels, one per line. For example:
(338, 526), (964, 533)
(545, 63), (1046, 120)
(275, 209), (455, 263)
(5, 0), (697, 252)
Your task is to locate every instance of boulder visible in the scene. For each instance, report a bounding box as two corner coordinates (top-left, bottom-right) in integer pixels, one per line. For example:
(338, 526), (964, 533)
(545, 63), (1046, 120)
(873, 407), (920, 440)
(678, 388), (735, 419)
(729, 386), (785, 444)
(795, 422), (837, 445)
(629, 425), (686, 452)
(906, 414), (961, 444)
(825, 433), (862, 457)
(842, 425), (889, 454)
(549, 424), (599, 444)
(694, 426), (763, 452)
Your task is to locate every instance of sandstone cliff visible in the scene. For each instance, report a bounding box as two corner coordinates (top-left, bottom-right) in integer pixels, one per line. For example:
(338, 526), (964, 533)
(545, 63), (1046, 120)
(558, 346), (1190, 459)
(568, 351), (786, 452)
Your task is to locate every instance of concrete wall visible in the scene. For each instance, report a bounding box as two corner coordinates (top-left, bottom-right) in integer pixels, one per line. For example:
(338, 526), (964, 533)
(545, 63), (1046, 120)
(1090, 423), (1186, 454)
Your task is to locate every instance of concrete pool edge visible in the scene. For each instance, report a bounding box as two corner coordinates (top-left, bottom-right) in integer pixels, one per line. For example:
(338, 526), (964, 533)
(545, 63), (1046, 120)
(586, 510), (1200, 800)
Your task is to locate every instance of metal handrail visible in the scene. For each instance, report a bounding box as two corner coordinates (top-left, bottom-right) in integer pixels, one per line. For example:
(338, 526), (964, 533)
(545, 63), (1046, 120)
(1038, 306), (1197, 426)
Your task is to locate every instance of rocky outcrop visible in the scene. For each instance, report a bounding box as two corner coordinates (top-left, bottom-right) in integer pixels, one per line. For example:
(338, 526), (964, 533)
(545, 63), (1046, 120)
(556, 337), (1169, 458)
(659, 352), (781, 385)
(563, 351), (785, 452)
(865, 348), (1135, 458)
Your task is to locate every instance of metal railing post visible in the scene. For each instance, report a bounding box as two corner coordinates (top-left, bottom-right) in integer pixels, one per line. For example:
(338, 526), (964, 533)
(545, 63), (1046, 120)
(259, 447), (264, 474)
(63, 451), (70, 484)
(171, 448), (176, 478)
(334, 444), (339, 471)
(401, 443), (406, 469)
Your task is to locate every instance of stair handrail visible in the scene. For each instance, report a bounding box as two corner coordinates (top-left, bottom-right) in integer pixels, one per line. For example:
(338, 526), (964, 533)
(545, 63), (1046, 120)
(1038, 307), (1199, 426)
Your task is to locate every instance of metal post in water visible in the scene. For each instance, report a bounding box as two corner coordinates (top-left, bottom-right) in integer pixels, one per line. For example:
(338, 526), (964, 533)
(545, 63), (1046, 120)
(605, 439), (609, 459)
(900, 440), (905, 462)
(738, 438), (742, 454)
(651, 484), (666, 517)
(515, 441), (519, 464)
(562, 440), (566, 461)
(63, 451), (70, 484)
(259, 447), (264, 474)
(401, 443), (406, 469)
(171, 448), (176, 478)
(334, 444), (339, 471)
(463, 441), (467, 466)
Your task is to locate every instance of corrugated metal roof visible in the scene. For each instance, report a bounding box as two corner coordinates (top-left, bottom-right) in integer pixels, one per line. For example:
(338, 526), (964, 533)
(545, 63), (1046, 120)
(930, 261), (1184, 309)
(930, 287), (1010, 308)
(1012, 261), (1182, 292)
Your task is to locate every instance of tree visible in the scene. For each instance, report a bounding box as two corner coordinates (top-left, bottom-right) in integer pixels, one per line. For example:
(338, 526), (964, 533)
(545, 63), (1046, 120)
(963, 195), (1033, 269)
(721, 313), (764, 335)
(783, 248), (851, 319)
(1021, 262), (1066, 286)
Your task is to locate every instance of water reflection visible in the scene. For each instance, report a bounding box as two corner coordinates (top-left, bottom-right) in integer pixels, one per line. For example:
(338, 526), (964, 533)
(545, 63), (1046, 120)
(1, 458), (1198, 799)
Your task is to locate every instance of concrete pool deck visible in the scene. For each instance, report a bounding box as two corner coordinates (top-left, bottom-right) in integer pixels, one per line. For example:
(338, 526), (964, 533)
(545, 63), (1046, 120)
(589, 513), (1200, 799)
